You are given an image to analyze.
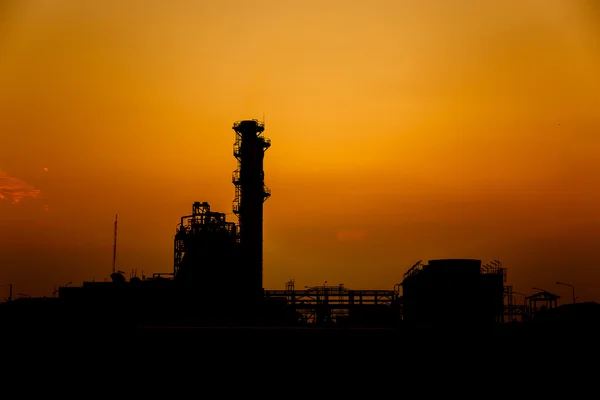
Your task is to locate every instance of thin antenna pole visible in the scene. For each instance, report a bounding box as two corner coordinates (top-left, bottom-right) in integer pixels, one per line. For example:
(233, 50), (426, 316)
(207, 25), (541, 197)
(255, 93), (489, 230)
(112, 214), (118, 274)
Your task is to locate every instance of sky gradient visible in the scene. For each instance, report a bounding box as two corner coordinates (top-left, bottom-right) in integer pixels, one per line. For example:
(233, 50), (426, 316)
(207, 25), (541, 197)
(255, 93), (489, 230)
(1, 0), (599, 303)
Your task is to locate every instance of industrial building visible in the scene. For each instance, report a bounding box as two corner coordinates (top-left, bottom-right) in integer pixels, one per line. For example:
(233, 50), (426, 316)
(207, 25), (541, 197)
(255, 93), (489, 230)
(0, 119), (523, 330)
(51, 119), (294, 327)
(173, 119), (271, 301)
(400, 259), (505, 326)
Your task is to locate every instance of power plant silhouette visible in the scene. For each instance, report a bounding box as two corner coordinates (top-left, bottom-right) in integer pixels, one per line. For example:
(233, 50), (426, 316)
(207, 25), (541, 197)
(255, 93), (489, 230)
(2, 119), (599, 335)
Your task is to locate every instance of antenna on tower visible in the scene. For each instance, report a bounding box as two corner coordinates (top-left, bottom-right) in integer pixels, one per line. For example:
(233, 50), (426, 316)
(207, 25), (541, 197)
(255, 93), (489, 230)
(112, 214), (118, 274)
(263, 112), (265, 127)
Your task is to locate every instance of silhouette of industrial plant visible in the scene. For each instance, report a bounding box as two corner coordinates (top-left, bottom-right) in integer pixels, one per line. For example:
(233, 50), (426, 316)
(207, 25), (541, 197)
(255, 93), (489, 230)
(2, 119), (600, 338)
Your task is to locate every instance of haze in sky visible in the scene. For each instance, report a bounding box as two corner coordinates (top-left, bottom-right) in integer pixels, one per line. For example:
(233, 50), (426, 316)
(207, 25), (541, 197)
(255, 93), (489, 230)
(1, 0), (599, 302)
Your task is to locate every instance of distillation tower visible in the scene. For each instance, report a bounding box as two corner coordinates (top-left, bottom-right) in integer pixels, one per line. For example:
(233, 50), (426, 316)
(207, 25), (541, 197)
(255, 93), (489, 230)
(232, 120), (271, 299)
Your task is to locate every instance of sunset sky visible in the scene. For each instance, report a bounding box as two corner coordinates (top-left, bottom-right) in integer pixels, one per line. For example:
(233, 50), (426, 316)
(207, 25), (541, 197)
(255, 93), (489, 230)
(1, 0), (599, 303)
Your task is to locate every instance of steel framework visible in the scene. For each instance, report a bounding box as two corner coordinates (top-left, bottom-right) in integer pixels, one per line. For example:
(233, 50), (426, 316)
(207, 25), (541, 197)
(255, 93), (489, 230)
(173, 201), (238, 277)
(265, 284), (397, 324)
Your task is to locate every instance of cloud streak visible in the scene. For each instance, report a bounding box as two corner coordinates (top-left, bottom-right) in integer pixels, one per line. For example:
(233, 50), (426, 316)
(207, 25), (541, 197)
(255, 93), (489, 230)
(0, 170), (41, 204)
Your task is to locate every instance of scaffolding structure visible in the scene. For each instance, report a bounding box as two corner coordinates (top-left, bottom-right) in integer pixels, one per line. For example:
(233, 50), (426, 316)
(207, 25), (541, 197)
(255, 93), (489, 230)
(232, 120), (271, 215)
(503, 285), (529, 322)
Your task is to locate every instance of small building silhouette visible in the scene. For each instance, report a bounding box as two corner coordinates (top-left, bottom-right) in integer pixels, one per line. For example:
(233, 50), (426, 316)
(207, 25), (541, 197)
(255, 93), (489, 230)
(527, 290), (559, 318)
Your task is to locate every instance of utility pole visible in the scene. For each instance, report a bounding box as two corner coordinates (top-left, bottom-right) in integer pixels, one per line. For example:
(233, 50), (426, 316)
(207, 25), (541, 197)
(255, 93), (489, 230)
(112, 214), (118, 275)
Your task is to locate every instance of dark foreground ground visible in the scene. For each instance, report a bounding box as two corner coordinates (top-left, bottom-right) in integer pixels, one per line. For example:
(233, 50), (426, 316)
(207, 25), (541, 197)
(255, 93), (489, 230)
(4, 322), (597, 377)
(7, 320), (599, 343)
(3, 299), (599, 366)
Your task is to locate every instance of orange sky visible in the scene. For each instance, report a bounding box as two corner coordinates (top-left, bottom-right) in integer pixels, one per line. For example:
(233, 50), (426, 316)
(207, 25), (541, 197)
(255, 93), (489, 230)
(1, 0), (599, 303)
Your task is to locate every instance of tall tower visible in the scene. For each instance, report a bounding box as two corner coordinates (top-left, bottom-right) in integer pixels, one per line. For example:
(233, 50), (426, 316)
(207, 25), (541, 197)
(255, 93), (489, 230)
(232, 119), (271, 299)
